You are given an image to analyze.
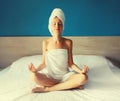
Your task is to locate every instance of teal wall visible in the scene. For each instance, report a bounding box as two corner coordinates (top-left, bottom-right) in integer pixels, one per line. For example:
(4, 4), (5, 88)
(0, 0), (120, 36)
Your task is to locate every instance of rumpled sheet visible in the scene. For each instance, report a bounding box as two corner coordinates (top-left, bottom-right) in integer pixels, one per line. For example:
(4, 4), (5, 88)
(0, 55), (120, 101)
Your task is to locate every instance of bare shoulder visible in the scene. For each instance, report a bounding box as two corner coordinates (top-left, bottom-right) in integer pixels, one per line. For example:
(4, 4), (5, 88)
(64, 38), (73, 49)
(42, 38), (51, 50)
(63, 37), (73, 47)
(42, 38), (51, 45)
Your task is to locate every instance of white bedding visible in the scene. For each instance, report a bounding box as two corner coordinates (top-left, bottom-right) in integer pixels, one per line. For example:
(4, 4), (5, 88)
(0, 55), (120, 101)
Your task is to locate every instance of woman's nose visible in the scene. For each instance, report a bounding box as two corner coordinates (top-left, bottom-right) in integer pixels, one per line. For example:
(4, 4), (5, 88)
(56, 23), (59, 27)
(55, 24), (59, 29)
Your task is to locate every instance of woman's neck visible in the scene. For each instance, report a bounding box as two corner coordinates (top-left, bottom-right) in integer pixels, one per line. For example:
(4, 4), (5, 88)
(52, 35), (62, 42)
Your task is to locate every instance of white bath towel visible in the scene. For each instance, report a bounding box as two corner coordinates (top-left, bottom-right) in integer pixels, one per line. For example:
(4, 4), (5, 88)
(42, 49), (75, 81)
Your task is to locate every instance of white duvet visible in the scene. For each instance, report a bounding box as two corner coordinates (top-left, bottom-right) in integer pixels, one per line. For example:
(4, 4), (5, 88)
(0, 55), (120, 101)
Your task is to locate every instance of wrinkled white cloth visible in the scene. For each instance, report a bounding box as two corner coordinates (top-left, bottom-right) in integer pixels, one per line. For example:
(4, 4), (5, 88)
(0, 55), (120, 101)
(48, 8), (65, 35)
(41, 49), (75, 81)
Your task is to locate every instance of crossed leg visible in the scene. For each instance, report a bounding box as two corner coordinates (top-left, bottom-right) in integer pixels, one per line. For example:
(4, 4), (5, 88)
(31, 72), (60, 87)
(31, 72), (88, 93)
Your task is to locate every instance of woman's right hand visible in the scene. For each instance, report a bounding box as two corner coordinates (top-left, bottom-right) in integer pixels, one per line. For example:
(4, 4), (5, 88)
(81, 65), (89, 74)
(28, 63), (37, 73)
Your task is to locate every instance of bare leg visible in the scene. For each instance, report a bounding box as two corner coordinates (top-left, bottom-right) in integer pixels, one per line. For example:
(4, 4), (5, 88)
(77, 85), (84, 90)
(32, 73), (88, 93)
(30, 72), (60, 92)
(47, 74), (88, 91)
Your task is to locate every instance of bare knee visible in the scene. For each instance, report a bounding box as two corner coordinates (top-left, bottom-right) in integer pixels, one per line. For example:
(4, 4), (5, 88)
(30, 72), (59, 86)
(81, 74), (88, 84)
(76, 74), (88, 85)
(30, 72), (47, 86)
(30, 72), (39, 81)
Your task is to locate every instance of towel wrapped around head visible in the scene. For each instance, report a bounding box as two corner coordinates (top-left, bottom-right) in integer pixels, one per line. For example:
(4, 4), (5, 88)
(48, 8), (65, 35)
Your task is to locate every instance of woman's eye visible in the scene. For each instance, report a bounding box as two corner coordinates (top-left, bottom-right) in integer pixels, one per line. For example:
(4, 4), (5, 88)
(58, 23), (62, 25)
(53, 22), (62, 26)
(53, 23), (56, 26)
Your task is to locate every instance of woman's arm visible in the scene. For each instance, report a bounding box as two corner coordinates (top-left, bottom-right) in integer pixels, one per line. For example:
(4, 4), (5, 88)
(66, 39), (88, 74)
(28, 40), (47, 72)
(35, 40), (47, 71)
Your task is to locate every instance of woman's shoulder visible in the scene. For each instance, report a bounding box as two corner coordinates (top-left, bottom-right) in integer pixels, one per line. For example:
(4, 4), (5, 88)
(43, 38), (51, 43)
(42, 38), (50, 48)
(63, 37), (73, 44)
(63, 37), (73, 49)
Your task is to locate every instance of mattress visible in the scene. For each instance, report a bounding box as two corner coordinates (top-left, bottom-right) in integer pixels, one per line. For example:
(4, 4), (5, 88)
(0, 55), (120, 101)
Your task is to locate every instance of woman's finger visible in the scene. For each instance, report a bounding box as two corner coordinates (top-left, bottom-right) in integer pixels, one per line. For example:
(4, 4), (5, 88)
(29, 64), (31, 68)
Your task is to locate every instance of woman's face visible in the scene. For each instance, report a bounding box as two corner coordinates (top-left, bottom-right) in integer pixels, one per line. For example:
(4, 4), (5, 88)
(51, 17), (63, 36)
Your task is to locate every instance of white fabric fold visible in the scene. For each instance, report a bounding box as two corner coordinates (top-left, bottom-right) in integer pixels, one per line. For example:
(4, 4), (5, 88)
(44, 49), (74, 81)
(0, 55), (120, 101)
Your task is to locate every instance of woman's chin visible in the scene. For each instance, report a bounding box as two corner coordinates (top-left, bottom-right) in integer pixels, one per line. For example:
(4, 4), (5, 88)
(52, 32), (62, 36)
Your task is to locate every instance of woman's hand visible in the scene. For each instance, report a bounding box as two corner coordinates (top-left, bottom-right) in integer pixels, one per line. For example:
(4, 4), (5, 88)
(28, 63), (37, 73)
(81, 65), (89, 74)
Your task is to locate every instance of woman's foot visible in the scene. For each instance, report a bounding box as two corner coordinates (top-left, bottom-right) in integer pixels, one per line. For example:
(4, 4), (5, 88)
(77, 85), (84, 90)
(32, 85), (84, 93)
(32, 86), (48, 93)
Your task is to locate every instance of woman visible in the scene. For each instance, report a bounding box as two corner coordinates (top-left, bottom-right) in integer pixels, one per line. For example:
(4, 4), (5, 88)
(28, 8), (89, 93)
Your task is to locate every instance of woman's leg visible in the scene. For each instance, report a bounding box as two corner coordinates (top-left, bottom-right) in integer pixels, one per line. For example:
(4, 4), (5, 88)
(32, 73), (88, 93)
(31, 72), (59, 87)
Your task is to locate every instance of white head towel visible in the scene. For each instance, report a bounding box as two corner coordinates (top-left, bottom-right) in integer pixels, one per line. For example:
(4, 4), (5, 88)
(48, 8), (65, 35)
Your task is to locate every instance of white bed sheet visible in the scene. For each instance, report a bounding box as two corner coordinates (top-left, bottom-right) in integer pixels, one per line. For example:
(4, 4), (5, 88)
(0, 55), (120, 101)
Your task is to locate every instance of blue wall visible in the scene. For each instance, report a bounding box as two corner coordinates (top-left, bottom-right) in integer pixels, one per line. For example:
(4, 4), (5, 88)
(0, 0), (120, 36)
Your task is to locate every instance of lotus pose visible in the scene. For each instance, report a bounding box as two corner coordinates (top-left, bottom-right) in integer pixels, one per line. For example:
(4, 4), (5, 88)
(28, 8), (89, 93)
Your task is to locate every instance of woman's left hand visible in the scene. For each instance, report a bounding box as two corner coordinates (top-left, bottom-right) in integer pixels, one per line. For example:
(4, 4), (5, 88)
(81, 65), (89, 74)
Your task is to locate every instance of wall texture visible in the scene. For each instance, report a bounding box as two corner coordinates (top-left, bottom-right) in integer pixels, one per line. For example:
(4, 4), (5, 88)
(0, 0), (120, 36)
(0, 36), (120, 68)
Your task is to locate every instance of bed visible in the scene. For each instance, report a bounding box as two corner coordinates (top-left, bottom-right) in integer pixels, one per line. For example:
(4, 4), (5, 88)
(0, 37), (120, 101)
